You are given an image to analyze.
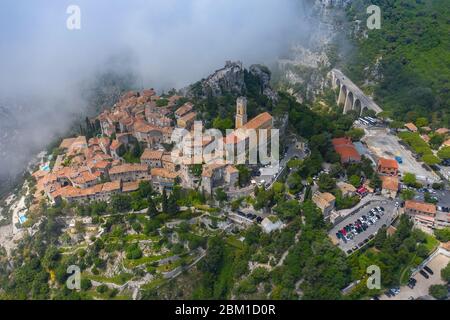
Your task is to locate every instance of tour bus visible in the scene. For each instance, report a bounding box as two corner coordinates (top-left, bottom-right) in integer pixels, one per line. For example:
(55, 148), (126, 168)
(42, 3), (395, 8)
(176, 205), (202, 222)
(359, 118), (369, 126)
(364, 117), (376, 125)
(366, 116), (378, 124)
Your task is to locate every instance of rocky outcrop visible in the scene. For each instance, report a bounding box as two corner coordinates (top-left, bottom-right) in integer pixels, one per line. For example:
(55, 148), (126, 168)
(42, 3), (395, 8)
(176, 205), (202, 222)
(249, 64), (278, 104)
(187, 61), (245, 98)
(185, 61), (278, 104)
(275, 0), (351, 102)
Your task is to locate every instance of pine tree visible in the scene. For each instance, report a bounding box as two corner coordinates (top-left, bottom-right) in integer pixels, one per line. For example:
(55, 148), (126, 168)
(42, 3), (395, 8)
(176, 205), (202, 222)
(161, 189), (169, 213)
(147, 197), (158, 217)
(167, 194), (179, 215)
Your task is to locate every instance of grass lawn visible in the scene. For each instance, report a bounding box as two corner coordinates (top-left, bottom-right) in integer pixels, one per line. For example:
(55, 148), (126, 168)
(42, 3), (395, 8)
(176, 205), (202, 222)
(226, 236), (245, 250)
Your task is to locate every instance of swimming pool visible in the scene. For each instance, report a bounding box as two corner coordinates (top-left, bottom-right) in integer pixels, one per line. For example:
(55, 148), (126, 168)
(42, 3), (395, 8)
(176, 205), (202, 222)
(19, 214), (28, 224)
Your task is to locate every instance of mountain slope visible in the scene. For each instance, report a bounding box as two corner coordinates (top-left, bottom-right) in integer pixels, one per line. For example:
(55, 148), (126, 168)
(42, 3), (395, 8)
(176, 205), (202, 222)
(345, 0), (450, 126)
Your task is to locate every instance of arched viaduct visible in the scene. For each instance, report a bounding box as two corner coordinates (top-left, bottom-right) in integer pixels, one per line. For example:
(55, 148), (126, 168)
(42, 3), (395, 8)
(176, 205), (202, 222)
(330, 69), (383, 116)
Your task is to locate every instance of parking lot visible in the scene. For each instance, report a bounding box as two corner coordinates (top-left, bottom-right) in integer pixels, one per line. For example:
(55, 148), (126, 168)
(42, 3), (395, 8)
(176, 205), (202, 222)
(362, 128), (439, 184)
(329, 200), (398, 254)
(380, 253), (450, 300)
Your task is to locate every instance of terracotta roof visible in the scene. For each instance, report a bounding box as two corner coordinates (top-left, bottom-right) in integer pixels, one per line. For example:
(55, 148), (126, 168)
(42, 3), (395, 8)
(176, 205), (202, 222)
(70, 171), (99, 185)
(141, 149), (164, 160)
(142, 89), (156, 97)
(436, 128), (449, 135)
(332, 138), (361, 163)
(337, 181), (357, 193)
(242, 112), (272, 130)
(312, 191), (335, 209)
(381, 176), (399, 191)
(59, 180), (121, 199)
(441, 241), (450, 252)
(109, 163), (148, 175)
(222, 112), (273, 145)
(443, 139), (450, 147)
(405, 123), (418, 132)
(122, 181), (141, 193)
(134, 121), (159, 133)
(151, 168), (178, 179)
(60, 138), (76, 149)
(179, 111), (197, 123)
(32, 170), (48, 180)
(101, 181), (121, 192)
(175, 102), (194, 117)
(405, 200), (436, 215)
(202, 163), (227, 177)
(420, 134), (430, 143)
(378, 157), (399, 169)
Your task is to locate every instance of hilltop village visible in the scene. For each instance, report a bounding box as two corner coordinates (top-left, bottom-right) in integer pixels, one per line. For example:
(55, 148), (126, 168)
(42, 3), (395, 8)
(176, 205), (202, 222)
(31, 89), (272, 206)
(1, 61), (450, 301)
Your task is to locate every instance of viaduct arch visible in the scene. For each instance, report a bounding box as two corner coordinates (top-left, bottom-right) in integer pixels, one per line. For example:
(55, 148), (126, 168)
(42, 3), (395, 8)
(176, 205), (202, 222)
(330, 69), (383, 116)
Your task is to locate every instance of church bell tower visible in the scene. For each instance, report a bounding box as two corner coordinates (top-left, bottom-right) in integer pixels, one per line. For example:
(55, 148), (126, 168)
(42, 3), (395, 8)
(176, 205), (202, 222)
(235, 97), (247, 129)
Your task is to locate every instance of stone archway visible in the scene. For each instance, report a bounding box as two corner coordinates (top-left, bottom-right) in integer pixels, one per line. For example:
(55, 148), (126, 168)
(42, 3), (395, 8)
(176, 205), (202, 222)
(353, 99), (362, 115)
(338, 85), (347, 105)
(344, 91), (354, 113)
(361, 106), (368, 117)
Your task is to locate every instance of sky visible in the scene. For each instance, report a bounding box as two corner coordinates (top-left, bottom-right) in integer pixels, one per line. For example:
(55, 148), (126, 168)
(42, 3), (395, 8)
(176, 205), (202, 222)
(0, 0), (308, 95)
(0, 0), (314, 181)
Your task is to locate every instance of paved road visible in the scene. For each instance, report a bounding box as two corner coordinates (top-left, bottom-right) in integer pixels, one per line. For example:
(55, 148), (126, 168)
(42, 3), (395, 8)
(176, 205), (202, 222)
(329, 199), (398, 253)
(254, 137), (307, 187)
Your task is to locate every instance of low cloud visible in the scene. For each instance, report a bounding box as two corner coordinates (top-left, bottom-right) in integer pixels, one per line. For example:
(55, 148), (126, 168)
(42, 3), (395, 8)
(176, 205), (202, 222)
(0, 0), (314, 180)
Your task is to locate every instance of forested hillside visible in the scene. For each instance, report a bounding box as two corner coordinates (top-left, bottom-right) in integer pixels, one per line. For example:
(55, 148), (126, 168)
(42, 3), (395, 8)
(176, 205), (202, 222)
(345, 0), (450, 126)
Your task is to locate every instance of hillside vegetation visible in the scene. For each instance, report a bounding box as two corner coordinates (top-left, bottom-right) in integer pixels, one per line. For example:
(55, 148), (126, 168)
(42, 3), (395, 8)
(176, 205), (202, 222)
(345, 0), (450, 127)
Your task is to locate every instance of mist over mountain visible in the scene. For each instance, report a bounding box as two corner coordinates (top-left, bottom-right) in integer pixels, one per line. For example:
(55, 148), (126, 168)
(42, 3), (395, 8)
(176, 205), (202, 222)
(0, 0), (329, 191)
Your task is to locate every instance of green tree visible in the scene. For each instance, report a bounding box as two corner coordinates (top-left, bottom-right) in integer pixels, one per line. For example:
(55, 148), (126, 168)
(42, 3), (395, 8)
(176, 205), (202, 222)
(287, 172), (304, 194)
(422, 154), (441, 166)
(415, 117), (428, 128)
(346, 128), (365, 141)
(437, 146), (450, 160)
(237, 165), (251, 187)
(147, 197), (158, 217)
(429, 284), (448, 300)
(318, 173), (336, 192)
(348, 175), (361, 188)
(434, 228), (450, 242)
(215, 188), (228, 203)
(441, 262), (450, 283)
(161, 189), (169, 213)
(80, 278), (92, 291)
(212, 117), (234, 133)
(403, 173), (417, 187)
(369, 173), (382, 190)
(111, 194), (132, 212)
(273, 199), (301, 222)
(401, 189), (415, 201)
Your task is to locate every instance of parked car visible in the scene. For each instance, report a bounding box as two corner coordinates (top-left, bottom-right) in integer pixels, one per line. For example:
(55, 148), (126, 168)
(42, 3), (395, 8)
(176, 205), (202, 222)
(423, 266), (434, 275)
(407, 278), (417, 289)
(419, 270), (430, 279)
